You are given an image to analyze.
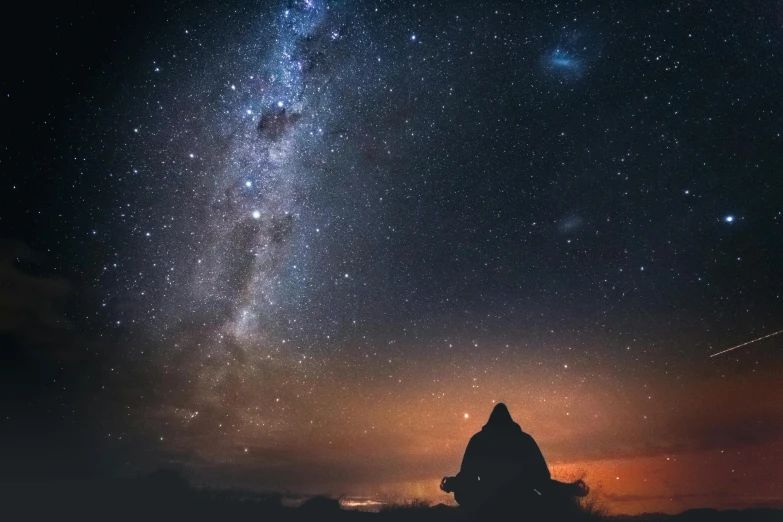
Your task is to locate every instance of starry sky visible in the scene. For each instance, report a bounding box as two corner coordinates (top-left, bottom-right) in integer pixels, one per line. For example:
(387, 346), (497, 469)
(2, 0), (783, 515)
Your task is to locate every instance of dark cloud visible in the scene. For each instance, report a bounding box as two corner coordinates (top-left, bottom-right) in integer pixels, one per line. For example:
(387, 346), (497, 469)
(257, 109), (302, 142)
(0, 240), (115, 480)
(299, 22), (347, 78)
(0, 240), (73, 349)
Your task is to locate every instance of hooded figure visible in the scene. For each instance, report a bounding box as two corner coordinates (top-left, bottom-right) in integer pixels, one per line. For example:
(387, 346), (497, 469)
(444, 404), (552, 515)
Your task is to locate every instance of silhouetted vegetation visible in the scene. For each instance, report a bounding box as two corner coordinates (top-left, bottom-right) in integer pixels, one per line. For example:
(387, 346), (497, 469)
(3, 469), (780, 521)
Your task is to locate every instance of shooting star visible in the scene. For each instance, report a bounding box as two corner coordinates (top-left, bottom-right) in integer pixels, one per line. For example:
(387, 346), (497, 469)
(709, 329), (783, 358)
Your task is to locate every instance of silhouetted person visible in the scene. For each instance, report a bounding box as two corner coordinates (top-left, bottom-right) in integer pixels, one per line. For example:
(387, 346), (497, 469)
(441, 403), (587, 519)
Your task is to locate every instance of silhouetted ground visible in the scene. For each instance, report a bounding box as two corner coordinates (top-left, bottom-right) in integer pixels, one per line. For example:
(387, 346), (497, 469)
(2, 470), (780, 521)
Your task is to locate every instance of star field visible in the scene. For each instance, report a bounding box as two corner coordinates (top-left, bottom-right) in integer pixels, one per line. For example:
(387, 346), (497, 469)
(1, 0), (782, 515)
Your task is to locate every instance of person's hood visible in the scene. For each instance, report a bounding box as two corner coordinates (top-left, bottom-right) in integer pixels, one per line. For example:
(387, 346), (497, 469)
(482, 403), (522, 433)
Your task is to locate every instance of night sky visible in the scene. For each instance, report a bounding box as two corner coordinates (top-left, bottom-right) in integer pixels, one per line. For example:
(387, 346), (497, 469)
(2, 0), (783, 515)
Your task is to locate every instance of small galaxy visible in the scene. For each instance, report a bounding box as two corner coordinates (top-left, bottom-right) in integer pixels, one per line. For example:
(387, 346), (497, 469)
(2, 0), (782, 516)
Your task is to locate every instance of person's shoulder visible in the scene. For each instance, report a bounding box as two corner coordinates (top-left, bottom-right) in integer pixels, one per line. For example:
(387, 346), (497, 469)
(469, 430), (485, 442)
(518, 429), (537, 442)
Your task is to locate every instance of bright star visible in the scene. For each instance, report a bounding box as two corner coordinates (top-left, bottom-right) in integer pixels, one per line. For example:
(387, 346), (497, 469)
(724, 216), (734, 223)
(252, 211), (261, 219)
(245, 181), (252, 187)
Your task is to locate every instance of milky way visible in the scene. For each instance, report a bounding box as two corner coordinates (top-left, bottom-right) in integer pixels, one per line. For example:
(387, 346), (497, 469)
(109, 2), (350, 354)
(185, 3), (330, 349)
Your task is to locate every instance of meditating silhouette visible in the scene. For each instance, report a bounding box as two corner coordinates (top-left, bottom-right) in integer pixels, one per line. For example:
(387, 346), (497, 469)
(441, 403), (587, 519)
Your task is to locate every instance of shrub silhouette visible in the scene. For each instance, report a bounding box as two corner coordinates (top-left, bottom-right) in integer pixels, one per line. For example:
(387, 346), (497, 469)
(3, 468), (780, 521)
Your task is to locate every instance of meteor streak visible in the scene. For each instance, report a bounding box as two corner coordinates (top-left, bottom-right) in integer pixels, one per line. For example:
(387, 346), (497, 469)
(709, 329), (783, 358)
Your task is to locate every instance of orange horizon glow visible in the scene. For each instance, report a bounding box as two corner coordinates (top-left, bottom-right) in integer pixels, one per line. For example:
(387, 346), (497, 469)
(151, 348), (783, 515)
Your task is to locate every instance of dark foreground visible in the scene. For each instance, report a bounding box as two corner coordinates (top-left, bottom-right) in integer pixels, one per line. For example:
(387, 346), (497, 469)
(3, 471), (780, 522)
